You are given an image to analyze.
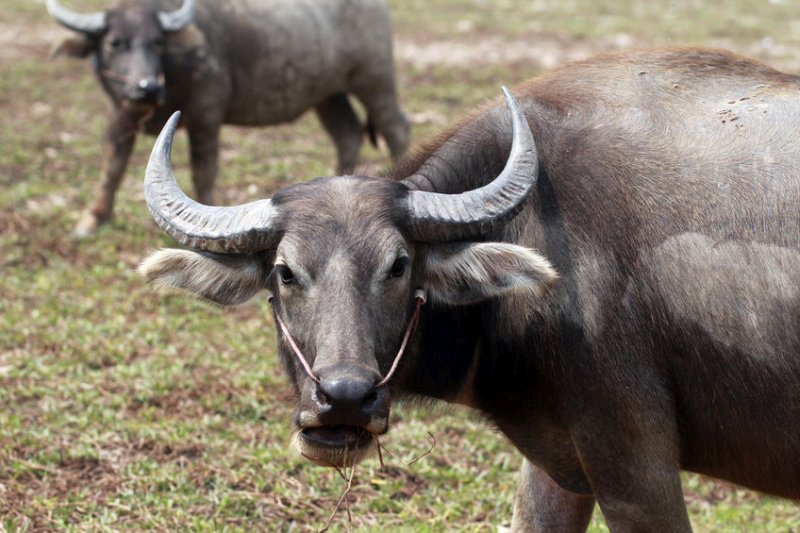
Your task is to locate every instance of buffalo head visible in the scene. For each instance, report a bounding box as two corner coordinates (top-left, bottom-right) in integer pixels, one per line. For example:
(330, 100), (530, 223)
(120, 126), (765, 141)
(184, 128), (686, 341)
(139, 89), (558, 467)
(48, 0), (195, 107)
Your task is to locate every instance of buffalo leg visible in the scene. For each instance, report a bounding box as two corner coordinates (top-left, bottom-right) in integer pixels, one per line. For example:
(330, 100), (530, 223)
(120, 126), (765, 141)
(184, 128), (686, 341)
(572, 419), (692, 532)
(511, 460), (595, 533)
(591, 461), (690, 532)
(187, 123), (220, 205)
(75, 113), (137, 236)
(315, 94), (364, 174)
(354, 84), (410, 161)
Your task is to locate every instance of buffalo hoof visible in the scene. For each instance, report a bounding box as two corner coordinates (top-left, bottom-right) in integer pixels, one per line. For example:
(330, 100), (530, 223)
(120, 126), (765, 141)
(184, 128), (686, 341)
(73, 210), (105, 238)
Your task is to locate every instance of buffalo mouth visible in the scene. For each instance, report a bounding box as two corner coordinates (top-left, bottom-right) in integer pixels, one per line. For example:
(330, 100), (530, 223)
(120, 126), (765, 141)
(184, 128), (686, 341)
(301, 425), (373, 450)
(296, 425), (377, 468)
(121, 96), (165, 113)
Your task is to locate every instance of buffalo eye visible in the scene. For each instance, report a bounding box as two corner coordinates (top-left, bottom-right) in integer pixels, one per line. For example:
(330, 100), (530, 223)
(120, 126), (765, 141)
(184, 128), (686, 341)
(276, 265), (295, 285)
(387, 257), (409, 279)
(108, 36), (123, 49)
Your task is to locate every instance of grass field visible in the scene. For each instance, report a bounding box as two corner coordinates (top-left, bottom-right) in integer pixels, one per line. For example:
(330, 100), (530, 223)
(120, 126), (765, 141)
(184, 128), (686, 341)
(2, 0), (800, 531)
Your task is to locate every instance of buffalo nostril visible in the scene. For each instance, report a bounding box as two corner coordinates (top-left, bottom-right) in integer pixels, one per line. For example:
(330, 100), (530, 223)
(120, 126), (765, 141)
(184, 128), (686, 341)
(362, 390), (378, 410)
(314, 386), (332, 407)
(136, 79), (163, 99)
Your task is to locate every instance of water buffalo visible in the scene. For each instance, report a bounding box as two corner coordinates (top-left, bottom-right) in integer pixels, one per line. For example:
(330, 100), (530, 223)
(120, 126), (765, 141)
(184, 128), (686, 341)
(48, 0), (409, 236)
(139, 48), (800, 531)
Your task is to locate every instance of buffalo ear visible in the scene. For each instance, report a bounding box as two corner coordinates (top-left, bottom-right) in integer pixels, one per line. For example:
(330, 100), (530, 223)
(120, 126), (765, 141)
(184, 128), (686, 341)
(422, 242), (558, 306)
(51, 35), (97, 58)
(139, 249), (267, 306)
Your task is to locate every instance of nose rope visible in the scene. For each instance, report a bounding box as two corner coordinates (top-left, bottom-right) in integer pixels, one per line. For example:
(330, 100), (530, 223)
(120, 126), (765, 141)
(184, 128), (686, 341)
(268, 289), (427, 387)
(100, 69), (139, 86)
(270, 300), (320, 384)
(377, 289), (426, 387)
(100, 69), (166, 90)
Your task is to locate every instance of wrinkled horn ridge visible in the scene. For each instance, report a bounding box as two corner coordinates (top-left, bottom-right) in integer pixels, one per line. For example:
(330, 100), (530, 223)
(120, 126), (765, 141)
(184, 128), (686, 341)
(144, 111), (277, 253)
(47, 0), (107, 34)
(404, 86), (539, 242)
(158, 0), (196, 32)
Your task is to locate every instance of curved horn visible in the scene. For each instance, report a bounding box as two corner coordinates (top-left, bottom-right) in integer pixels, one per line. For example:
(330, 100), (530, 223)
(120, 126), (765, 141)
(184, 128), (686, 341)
(144, 112), (277, 253)
(46, 0), (107, 35)
(158, 0), (195, 31)
(403, 87), (539, 242)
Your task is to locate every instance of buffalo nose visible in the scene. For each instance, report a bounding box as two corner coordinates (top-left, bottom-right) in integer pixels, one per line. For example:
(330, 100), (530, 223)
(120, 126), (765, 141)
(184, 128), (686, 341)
(135, 78), (163, 100)
(315, 378), (382, 426)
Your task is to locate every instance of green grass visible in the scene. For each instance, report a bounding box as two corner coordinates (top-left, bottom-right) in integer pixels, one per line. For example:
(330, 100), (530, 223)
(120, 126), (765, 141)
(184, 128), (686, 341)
(392, 0), (800, 46)
(2, 0), (800, 530)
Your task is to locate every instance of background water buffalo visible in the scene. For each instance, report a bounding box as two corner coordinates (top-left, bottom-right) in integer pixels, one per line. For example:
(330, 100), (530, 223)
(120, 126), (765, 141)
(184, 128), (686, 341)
(48, 0), (409, 236)
(141, 48), (800, 531)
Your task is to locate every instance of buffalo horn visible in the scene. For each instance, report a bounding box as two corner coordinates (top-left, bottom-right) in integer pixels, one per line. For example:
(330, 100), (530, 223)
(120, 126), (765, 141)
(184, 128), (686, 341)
(46, 0), (107, 35)
(158, 0), (196, 32)
(403, 87), (539, 242)
(144, 112), (277, 253)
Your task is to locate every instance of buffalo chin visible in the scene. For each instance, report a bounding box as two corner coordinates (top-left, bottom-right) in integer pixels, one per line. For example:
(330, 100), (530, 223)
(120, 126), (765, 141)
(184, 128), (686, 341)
(294, 426), (376, 468)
